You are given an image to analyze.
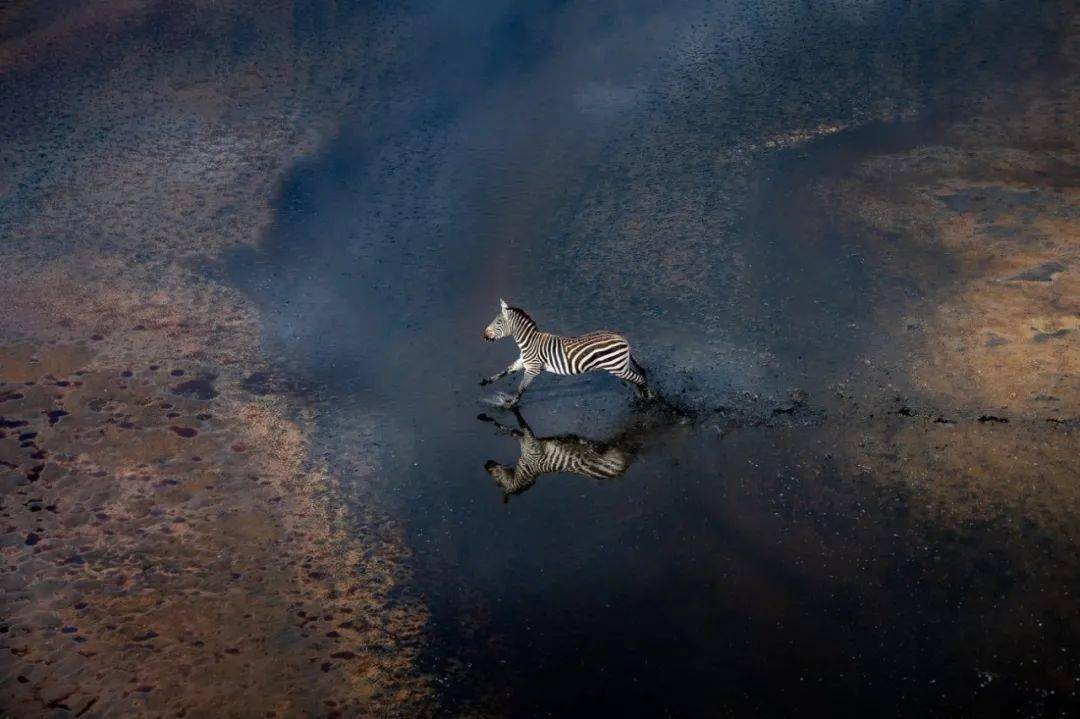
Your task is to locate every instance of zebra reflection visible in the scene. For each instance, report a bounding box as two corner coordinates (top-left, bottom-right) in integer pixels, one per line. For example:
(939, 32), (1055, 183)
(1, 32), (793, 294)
(480, 409), (641, 500)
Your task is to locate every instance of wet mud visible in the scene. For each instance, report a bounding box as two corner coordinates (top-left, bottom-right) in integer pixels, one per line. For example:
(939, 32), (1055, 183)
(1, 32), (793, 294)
(0, 349), (430, 717)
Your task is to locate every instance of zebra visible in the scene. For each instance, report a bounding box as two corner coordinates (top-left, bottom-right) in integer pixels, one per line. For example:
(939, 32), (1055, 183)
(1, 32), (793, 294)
(481, 299), (651, 406)
(480, 409), (637, 500)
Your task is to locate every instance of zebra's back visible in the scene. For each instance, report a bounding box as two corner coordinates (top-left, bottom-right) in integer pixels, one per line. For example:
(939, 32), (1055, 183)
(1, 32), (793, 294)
(553, 331), (629, 375)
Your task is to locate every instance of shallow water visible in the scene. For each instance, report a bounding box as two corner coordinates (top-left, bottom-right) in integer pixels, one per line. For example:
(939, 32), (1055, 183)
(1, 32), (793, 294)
(219, 1), (1079, 715)
(3, 0), (1076, 715)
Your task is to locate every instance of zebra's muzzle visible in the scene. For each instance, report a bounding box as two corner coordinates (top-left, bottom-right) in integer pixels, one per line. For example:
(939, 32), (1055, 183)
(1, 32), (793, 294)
(483, 330), (495, 341)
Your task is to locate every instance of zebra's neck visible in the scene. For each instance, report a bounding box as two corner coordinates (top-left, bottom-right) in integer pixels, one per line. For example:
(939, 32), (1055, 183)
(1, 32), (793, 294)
(508, 310), (539, 349)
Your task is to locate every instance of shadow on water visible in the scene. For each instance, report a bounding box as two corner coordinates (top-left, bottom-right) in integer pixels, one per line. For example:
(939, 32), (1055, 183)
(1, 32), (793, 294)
(220, 0), (1079, 715)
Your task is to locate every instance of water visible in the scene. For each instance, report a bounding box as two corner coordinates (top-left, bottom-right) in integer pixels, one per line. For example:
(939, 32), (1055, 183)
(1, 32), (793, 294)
(219, 0), (1078, 715)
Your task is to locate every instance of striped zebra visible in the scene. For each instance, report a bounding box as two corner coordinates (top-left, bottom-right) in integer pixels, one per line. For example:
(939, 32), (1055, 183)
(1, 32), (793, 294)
(481, 410), (636, 500)
(481, 299), (651, 406)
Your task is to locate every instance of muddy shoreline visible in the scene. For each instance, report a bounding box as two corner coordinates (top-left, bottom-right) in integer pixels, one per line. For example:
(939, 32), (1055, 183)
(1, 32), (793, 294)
(1, 1), (437, 715)
(1, 350), (430, 716)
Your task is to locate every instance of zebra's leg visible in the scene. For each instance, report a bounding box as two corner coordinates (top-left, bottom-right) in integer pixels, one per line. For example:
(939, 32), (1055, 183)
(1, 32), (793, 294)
(477, 413), (523, 436)
(507, 368), (540, 407)
(480, 356), (524, 386)
(511, 407), (534, 437)
(613, 356), (651, 399)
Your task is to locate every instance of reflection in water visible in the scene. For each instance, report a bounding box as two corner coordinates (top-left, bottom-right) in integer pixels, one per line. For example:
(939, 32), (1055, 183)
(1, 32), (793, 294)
(479, 409), (645, 499)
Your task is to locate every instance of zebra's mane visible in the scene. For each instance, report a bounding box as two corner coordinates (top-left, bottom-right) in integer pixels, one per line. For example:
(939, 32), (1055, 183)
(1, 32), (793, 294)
(507, 306), (536, 328)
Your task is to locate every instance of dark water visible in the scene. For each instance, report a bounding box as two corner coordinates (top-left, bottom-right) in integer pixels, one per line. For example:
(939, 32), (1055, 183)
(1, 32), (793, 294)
(224, 1), (1078, 715)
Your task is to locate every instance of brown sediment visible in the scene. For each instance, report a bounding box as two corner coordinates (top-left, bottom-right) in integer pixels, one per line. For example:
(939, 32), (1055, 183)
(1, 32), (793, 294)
(0, 2), (433, 716)
(0, 353), (430, 716)
(830, 150), (1079, 415)
(820, 11), (1079, 536)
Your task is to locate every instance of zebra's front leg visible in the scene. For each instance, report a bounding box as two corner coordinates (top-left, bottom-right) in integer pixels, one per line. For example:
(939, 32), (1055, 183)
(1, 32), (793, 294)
(506, 368), (540, 407)
(480, 357), (524, 386)
(477, 413), (524, 437)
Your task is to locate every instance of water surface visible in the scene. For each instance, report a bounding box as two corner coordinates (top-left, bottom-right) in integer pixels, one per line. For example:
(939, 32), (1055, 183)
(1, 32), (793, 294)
(223, 1), (1079, 715)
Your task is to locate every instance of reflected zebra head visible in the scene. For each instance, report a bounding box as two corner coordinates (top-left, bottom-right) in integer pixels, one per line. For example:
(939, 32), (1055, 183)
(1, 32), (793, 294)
(483, 459), (520, 498)
(482, 298), (511, 341)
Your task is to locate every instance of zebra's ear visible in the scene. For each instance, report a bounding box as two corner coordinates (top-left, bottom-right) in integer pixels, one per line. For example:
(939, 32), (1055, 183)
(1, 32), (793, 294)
(499, 298), (508, 313)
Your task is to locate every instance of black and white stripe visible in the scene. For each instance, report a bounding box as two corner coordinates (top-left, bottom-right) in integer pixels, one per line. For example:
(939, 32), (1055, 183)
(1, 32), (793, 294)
(482, 299), (650, 406)
(484, 412), (634, 498)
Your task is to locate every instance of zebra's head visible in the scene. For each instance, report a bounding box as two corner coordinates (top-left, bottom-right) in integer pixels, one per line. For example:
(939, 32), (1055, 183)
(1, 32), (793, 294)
(482, 298), (512, 342)
(484, 460), (521, 502)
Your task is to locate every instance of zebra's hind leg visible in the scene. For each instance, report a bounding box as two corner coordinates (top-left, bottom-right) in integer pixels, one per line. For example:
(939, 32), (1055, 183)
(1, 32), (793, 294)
(613, 355), (652, 401)
(631, 357), (656, 400)
(616, 376), (649, 399)
(632, 380), (654, 401)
